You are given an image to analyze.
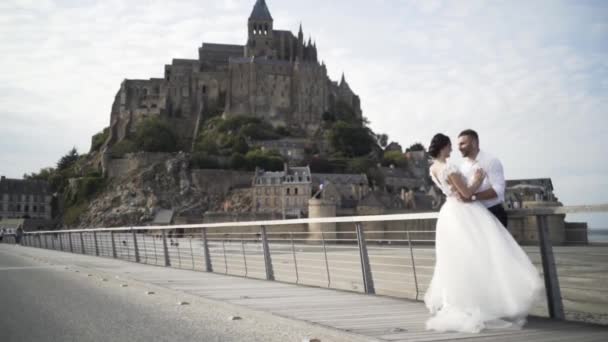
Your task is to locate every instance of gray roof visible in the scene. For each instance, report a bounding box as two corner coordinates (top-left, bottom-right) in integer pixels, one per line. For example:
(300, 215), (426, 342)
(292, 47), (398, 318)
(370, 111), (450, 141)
(0, 177), (51, 195)
(249, 0), (273, 21)
(506, 178), (554, 191)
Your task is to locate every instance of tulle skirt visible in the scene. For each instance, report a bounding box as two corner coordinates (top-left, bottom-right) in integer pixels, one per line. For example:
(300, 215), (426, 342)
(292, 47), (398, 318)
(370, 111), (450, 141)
(424, 198), (544, 333)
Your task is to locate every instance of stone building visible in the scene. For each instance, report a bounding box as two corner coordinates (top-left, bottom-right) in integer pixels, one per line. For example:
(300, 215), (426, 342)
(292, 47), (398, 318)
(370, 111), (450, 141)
(252, 165), (312, 218)
(312, 173), (369, 209)
(504, 178), (588, 245)
(105, 0), (362, 150)
(380, 166), (426, 194)
(0, 176), (52, 220)
(505, 178), (557, 208)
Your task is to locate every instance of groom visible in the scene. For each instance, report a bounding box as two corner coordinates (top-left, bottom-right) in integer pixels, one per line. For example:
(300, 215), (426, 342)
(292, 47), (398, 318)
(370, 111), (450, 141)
(457, 129), (508, 227)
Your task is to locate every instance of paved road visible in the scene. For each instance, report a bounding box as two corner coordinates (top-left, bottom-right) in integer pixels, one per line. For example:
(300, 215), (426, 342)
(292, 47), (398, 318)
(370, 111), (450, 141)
(0, 245), (367, 342)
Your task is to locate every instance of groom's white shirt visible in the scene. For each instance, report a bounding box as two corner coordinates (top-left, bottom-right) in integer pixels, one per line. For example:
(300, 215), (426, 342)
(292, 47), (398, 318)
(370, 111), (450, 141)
(460, 150), (506, 208)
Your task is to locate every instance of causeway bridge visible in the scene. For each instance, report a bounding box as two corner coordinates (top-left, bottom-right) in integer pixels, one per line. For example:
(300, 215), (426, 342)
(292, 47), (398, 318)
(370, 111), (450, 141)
(2, 205), (608, 341)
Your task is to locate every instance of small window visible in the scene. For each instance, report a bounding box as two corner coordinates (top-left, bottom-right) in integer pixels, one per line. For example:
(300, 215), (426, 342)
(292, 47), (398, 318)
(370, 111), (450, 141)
(286, 188), (290, 195)
(295, 188), (299, 195)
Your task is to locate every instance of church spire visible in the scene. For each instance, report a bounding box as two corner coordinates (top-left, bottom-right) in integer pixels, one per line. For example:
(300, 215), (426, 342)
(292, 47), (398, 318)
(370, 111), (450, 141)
(249, 0), (273, 21)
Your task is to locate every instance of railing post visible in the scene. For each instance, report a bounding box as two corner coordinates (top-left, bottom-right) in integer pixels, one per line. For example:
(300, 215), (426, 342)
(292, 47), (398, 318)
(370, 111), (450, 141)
(79, 232), (85, 254)
(68, 233), (74, 253)
(162, 230), (171, 267)
(355, 222), (375, 294)
(260, 225), (275, 281)
(93, 231), (100, 256)
(537, 214), (565, 320)
(51, 234), (55, 250)
(59, 233), (64, 251)
(221, 240), (228, 274)
(241, 240), (248, 277)
(407, 231), (420, 300)
(202, 229), (213, 272)
(111, 231), (117, 258)
(290, 232), (299, 284)
(131, 228), (140, 263)
(43, 234), (48, 249)
(321, 231), (331, 288)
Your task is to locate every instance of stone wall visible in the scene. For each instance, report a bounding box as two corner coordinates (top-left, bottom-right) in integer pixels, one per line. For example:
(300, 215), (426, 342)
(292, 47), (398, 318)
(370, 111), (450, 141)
(191, 169), (253, 196)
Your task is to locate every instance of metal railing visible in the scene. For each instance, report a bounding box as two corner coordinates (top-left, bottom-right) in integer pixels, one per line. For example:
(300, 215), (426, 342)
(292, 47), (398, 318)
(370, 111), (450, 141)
(16, 204), (608, 323)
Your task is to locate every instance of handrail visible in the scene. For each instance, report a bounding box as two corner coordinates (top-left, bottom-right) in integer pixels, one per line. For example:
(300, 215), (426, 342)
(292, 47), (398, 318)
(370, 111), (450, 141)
(12, 202), (608, 323)
(23, 203), (608, 235)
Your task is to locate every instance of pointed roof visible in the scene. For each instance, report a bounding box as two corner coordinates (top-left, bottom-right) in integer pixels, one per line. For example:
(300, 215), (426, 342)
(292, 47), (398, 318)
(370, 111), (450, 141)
(249, 0), (273, 21)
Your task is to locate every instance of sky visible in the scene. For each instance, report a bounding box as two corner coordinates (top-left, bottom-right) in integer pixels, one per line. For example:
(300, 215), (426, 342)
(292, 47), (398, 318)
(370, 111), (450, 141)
(1, 0), (607, 227)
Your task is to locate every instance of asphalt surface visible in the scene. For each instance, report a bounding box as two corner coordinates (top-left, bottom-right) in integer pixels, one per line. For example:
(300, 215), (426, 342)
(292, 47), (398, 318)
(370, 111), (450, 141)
(0, 245), (369, 342)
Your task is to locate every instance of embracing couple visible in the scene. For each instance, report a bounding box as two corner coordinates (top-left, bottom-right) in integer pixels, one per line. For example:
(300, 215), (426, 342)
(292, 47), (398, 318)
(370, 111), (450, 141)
(424, 129), (543, 333)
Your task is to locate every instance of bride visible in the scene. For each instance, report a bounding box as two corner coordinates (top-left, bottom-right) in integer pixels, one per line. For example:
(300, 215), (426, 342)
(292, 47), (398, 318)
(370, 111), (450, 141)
(424, 133), (543, 333)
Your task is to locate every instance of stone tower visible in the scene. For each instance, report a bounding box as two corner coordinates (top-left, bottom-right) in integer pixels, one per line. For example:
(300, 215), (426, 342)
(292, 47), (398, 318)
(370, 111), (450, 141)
(246, 0), (274, 58)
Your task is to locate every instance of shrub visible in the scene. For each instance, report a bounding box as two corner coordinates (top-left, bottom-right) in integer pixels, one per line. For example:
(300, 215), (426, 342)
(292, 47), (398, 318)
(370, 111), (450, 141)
(110, 139), (137, 158)
(90, 127), (110, 152)
(134, 117), (179, 152)
(190, 152), (220, 169)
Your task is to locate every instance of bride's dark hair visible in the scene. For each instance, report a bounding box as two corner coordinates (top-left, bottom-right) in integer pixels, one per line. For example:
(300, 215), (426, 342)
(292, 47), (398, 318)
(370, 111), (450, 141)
(428, 133), (451, 158)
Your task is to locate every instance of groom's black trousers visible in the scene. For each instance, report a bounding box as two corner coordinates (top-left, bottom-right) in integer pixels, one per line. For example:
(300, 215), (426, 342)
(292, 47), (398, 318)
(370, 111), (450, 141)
(488, 204), (508, 228)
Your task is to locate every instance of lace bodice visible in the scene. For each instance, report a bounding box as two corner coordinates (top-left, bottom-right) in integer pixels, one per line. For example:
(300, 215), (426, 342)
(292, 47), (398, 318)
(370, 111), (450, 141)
(430, 163), (461, 198)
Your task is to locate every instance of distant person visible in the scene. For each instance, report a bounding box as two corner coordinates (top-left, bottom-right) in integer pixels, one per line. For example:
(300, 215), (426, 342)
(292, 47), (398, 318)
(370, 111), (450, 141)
(0, 228), (4, 243)
(424, 132), (542, 333)
(15, 225), (24, 245)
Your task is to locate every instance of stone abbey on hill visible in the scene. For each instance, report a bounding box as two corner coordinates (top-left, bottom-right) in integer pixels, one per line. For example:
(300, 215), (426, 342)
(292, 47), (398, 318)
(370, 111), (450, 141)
(106, 0), (362, 149)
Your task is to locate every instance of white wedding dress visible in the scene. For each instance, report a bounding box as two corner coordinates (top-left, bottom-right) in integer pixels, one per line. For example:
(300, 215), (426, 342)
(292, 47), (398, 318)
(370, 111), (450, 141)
(424, 163), (543, 333)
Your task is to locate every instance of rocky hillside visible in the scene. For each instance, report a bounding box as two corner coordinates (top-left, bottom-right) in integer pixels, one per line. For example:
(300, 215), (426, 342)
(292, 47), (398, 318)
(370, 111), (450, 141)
(78, 153), (225, 228)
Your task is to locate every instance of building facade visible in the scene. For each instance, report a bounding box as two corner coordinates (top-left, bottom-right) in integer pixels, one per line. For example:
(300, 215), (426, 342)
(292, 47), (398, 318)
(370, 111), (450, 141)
(0, 176), (52, 220)
(252, 165), (312, 217)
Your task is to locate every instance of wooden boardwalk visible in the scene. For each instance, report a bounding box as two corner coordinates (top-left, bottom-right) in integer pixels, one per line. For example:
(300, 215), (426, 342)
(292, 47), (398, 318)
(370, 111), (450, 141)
(10, 245), (608, 342)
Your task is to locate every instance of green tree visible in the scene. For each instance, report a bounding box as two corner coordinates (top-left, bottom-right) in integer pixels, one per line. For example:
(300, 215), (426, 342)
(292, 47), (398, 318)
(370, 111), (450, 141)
(382, 150), (408, 168)
(232, 135), (249, 154)
(57, 147), (79, 171)
(230, 153), (249, 170)
(245, 150), (284, 171)
(329, 121), (375, 157)
(406, 142), (426, 152)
